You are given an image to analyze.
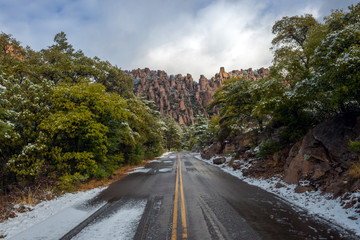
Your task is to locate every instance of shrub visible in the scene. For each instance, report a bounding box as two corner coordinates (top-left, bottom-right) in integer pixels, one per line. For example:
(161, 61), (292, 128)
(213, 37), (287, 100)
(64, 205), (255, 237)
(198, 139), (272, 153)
(256, 139), (281, 158)
(57, 173), (89, 191)
(348, 140), (360, 180)
(348, 162), (360, 179)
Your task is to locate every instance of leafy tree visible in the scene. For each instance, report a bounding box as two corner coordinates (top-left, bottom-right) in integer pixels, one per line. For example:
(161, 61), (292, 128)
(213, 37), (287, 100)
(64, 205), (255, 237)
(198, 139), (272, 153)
(266, 14), (320, 140)
(162, 115), (182, 151)
(34, 32), (133, 98)
(125, 98), (164, 162)
(38, 83), (132, 180)
(311, 3), (360, 112)
(93, 58), (134, 98)
(51, 32), (74, 54)
(271, 14), (317, 84)
(184, 115), (213, 151)
(0, 75), (54, 183)
(209, 77), (267, 140)
(0, 31), (166, 190)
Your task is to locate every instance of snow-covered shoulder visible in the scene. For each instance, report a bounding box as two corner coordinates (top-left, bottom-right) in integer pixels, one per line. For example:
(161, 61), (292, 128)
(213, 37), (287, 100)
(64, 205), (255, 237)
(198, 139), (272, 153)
(193, 153), (360, 237)
(0, 187), (105, 239)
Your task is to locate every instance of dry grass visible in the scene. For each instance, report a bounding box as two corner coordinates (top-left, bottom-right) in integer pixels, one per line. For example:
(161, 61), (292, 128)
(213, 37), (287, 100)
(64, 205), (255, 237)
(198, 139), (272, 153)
(0, 184), (53, 223)
(227, 158), (235, 167)
(349, 162), (360, 179)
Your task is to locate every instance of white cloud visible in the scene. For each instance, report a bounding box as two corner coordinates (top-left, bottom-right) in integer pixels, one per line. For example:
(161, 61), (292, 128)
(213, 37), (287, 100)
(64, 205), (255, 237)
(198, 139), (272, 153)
(132, 0), (274, 79)
(0, 0), (357, 80)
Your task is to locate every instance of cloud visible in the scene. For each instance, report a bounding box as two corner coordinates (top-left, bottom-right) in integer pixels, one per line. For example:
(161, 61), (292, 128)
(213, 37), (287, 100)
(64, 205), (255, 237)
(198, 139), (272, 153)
(130, 0), (329, 78)
(316, 0), (357, 19)
(133, 0), (274, 78)
(0, 0), (356, 80)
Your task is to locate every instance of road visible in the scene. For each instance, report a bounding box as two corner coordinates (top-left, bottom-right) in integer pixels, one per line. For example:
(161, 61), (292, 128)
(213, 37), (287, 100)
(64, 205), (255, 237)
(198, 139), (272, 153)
(60, 151), (359, 240)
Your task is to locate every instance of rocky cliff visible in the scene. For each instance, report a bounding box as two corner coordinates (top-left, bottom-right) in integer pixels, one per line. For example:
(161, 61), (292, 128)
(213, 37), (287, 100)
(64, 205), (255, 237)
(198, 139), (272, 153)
(126, 67), (269, 125)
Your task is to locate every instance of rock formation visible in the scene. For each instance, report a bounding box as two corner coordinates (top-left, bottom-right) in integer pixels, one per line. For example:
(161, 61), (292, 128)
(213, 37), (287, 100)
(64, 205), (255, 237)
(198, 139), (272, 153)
(127, 67), (269, 125)
(283, 112), (360, 195)
(200, 111), (360, 195)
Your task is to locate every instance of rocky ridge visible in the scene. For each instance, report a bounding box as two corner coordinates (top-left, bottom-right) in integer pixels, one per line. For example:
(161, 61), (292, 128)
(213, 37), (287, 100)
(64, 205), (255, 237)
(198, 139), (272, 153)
(126, 67), (269, 125)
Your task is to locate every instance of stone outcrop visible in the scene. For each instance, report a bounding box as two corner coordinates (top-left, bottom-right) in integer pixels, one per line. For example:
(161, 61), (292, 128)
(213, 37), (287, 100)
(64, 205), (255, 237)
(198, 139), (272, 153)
(201, 142), (223, 160)
(283, 112), (360, 194)
(199, 111), (360, 195)
(213, 157), (226, 165)
(127, 67), (269, 125)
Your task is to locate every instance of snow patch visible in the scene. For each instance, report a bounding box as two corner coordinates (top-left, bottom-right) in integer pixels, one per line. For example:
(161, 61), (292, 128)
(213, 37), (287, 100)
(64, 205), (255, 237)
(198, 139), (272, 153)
(72, 199), (146, 240)
(158, 168), (173, 173)
(158, 152), (173, 159)
(149, 159), (161, 163)
(10, 202), (106, 240)
(128, 167), (151, 174)
(0, 187), (105, 239)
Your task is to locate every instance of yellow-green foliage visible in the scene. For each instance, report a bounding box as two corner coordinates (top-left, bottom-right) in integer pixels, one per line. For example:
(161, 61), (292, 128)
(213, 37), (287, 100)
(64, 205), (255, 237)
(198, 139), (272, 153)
(0, 32), (165, 189)
(348, 163), (360, 179)
(349, 140), (360, 180)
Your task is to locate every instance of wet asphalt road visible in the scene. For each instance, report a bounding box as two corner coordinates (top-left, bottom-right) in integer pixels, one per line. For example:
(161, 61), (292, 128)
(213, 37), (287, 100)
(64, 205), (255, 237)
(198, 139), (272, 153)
(62, 151), (359, 240)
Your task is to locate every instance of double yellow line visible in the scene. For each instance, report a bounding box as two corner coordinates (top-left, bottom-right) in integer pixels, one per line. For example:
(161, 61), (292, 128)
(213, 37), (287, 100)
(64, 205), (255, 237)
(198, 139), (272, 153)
(171, 153), (188, 240)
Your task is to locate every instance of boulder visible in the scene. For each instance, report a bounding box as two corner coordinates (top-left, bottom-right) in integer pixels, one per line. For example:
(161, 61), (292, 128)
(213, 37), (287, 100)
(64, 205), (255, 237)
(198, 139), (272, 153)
(223, 143), (235, 154)
(201, 142), (222, 160)
(232, 161), (243, 170)
(283, 112), (360, 194)
(237, 146), (250, 154)
(233, 133), (251, 148)
(294, 185), (310, 193)
(243, 151), (255, 159)
(213, 157), (226, 165)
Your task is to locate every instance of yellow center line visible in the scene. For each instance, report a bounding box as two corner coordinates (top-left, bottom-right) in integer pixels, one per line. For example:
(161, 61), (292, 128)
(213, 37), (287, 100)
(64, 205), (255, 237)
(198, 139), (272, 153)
(179, 153), (188, 239)
(171, 159), (180, 240)
(171, 153), (188, 240)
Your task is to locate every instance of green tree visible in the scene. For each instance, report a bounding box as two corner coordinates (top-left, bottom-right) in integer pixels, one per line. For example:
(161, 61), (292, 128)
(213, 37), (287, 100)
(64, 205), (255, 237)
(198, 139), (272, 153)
(184, 115), (213, 151)
(162, 115), (182, 151)
(209, 78), (263, 138)
(311, 3), (360, 112)
(0, 75), (54, 182)
(271, 14), (317, 84)
(266, 14), (319, 140)
(124, 98), (164, 162)
(38, 83), (132, 180)
(0, 31), (167, 191)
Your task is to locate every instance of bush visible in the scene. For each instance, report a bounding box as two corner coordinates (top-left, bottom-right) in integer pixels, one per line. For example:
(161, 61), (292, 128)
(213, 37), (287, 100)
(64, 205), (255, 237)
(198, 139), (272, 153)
(348, 162), (360, 179)
(348, 140), (360, 180)
(57, 173), (89, 191)
(256, 139), (281, 158)
(94, 153), (125, 179)
(349, 140), (360, 156)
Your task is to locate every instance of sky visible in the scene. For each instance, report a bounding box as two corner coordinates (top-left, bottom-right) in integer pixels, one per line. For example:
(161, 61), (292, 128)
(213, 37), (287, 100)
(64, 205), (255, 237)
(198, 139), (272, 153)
(0, 0), (357, 79)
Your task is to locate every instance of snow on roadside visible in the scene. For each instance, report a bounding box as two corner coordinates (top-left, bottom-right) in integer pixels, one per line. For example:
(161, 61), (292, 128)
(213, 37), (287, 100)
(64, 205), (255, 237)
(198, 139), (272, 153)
(128, 166), (151, 174)
(72, 199), (147, 240)
(129, 152), (175, 174)
(1, 152), (176, 239)
(158, 152), (173, 159)
(0, 187), (105, 239)
(150, 152), (173, 162)
(193, 153), (360, 236)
